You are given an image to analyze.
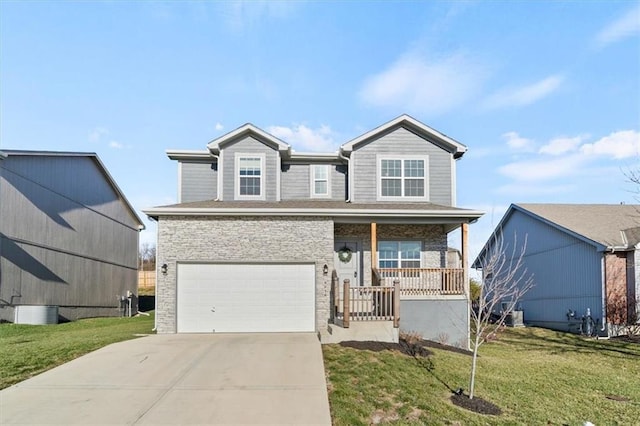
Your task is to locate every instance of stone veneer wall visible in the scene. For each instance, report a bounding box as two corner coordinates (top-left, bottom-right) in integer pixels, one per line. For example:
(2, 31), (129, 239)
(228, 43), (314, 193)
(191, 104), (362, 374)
(334, 223), (448, 284)
(156, 215), (334, 333)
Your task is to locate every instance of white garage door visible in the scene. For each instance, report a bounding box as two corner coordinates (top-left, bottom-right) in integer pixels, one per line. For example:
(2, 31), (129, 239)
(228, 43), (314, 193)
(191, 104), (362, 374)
(176, 263), (315, 333)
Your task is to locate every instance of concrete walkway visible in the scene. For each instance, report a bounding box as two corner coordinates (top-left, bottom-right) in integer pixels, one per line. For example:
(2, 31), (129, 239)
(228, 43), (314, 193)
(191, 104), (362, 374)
(0, 333), (332, 425)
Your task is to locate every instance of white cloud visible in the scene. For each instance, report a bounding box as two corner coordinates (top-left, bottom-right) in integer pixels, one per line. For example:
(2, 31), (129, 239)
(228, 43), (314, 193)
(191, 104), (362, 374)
(580, 130), (640, 159)
(222, 1), (298, 32)
(498, 154), (586, 182)
(109, 141), (124, 149)
(594, 5), (640, 49)
(539, 135), (586, 156)
(88, 127), (108, 143)
(215, 122), (224, 131)
(267, 124), (337, 152)
(484, 74), (564, 109)
(359, 52), (487, 116)
(502, 131), (535, 152)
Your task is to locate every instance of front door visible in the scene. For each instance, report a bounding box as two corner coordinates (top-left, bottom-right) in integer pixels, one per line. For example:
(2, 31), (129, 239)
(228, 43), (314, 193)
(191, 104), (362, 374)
(334, 241), (361, 287)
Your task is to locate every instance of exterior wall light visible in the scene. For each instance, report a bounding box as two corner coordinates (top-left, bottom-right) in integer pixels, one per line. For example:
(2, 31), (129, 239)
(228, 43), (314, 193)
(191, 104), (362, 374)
(161, 263), (168, 275)
(323, 264), (329, 275)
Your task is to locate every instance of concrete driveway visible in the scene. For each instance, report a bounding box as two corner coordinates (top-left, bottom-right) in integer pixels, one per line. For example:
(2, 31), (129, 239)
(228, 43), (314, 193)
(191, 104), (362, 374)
(0, 333), (332, 425)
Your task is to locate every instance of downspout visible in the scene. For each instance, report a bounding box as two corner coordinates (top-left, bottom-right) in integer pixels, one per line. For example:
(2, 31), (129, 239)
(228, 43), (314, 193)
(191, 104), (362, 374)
(338, 149), (351, 202)
(211, 153), (220, 201)
(153, 217), (159, 332)
(600, 254), (607, 333)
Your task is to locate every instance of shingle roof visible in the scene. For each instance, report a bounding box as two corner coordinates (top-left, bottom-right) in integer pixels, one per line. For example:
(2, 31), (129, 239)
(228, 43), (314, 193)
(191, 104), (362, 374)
(156, 199), (469, 211)
(143, 200), (484, 224)
(516, 203), (640, 249)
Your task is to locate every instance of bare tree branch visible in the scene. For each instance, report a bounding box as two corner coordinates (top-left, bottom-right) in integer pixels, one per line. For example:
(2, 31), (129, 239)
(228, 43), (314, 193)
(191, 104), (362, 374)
(469, 231), (534, 399)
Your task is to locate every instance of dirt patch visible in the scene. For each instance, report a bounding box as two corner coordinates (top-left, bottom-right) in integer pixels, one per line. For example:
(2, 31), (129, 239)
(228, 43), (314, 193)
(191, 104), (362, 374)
(451, 393), (502, 415)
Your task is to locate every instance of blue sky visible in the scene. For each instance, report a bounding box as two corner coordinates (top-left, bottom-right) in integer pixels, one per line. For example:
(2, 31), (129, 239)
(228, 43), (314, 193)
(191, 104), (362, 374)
(1, 1), (639, 256)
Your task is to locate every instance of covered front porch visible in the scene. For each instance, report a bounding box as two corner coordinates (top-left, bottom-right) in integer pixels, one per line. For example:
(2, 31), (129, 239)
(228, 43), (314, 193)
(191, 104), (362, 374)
(329, 220), (471, 344)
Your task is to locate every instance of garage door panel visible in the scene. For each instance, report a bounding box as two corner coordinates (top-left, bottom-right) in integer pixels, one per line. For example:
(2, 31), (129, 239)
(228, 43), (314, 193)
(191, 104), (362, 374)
(177, 263), (315, 333)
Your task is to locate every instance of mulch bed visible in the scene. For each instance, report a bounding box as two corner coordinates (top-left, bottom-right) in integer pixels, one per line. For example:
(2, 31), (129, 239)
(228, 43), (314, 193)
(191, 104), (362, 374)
(451, 393), (502, 415)
(339, 339), (502, 416)
(610, 335), (640, 344)
(338, 339), (472, 357)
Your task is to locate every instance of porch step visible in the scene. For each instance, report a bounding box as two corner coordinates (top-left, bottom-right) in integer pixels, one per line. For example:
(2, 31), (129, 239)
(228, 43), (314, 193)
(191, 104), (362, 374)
(320, 322), (399, 344)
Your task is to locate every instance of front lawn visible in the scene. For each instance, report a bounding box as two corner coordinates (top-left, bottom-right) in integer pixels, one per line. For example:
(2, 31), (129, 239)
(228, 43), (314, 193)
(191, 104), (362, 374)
(323, 327), (640, 425)
(0, 313), (155, 389)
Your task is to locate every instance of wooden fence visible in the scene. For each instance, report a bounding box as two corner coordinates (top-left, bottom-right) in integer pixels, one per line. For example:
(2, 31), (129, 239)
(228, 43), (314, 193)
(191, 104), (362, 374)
(138, 270), (156, 288)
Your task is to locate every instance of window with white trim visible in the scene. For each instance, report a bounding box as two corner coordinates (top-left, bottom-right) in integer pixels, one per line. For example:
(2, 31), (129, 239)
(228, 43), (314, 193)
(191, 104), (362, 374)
(378, 241), (422, 268)
(236, 154), (264, 199)
(311, 164), (330, 198)
(378, 156), (428, 200)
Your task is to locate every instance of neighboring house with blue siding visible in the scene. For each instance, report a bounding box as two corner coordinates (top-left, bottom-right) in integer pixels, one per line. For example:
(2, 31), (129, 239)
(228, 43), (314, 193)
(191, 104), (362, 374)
(473, 203), (640, 337)
(0, 150), (144, 323)
(144, 115), (484, 346)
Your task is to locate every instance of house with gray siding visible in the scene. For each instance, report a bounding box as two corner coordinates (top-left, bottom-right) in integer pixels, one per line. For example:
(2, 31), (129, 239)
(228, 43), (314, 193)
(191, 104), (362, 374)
(144, 115), (484, 346)
(473, 203), (640, 337)
(0, 150), (144, 323)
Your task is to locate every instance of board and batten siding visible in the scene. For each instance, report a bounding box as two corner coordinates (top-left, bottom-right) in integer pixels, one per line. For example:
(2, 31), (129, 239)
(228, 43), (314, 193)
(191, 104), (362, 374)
(500, 210), (603, 332)
(281, 163), (347, 200)
(221, 136), (279, 201)
(180, 161), (217, 203)
(0, 155), (139, 322)
(351, 127), (453, 205)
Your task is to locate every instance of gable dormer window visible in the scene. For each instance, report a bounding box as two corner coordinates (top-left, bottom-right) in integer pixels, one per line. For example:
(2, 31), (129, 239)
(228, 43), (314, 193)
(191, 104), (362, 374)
(311, 164), (330, 198)
(377, 155), (429, 201)
(236, 153), (265, 200)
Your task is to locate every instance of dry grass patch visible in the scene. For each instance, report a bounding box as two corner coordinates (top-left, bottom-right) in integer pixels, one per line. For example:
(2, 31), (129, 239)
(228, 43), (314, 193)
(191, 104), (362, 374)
(323, 327), (640, 425)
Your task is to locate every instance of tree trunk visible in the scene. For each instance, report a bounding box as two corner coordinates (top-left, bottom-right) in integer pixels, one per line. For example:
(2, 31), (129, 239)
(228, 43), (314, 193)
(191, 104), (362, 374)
(469, 339), (480, 399)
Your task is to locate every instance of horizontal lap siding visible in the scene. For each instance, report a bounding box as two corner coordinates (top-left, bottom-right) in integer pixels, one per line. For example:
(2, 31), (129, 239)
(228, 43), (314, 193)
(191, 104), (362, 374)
(501, 210), (603, 331)
(281, 164), (309, 199)
(281, 163), (347, 200)
(2, 156), (139, 228)
(180, 162), (217, 202)
(222, 136), (278, 201)
(351, 127), (452, 205)
(0, 156), (139, 321)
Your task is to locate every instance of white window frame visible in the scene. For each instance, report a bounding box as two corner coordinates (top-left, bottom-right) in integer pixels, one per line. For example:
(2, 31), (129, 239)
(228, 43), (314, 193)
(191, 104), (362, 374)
(376, 155), (429, 201)
(377, 240), (423, 269)
(235, 153), (266, 200)
(310, 164), (331, 198)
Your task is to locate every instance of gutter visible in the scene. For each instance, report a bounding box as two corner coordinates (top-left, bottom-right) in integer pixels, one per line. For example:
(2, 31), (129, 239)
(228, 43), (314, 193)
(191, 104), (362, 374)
(338, 148), (352, 202)
(142, 206), (485, 219)
(600, 255), (607, 333)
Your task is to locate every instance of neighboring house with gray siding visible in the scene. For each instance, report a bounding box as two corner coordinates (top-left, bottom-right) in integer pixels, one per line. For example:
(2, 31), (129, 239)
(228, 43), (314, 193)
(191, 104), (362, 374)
(473, 203), (640, 337)
(145, 115), (484, 346)
(0, 150), (144, 322)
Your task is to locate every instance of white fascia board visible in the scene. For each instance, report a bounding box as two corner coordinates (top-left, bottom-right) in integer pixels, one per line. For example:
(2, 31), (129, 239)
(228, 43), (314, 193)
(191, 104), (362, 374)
(289, 152), (342, 162)
(166, 150), (214, 161)
(207, 124), (291, 155)
(341, 114), (467, 156)
(143, 207), (485, 219)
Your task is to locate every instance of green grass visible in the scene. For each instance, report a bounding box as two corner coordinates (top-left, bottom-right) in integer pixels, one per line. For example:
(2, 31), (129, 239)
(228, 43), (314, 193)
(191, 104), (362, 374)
(0, 313), (155, 389)
(323, 327), (640, 425)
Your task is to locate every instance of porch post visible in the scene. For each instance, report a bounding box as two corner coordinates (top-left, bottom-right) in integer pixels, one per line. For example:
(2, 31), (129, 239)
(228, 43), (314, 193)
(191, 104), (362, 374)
(343, 279), (350, 328)
(393, 280), (400, 328)
(462, 222), (469, 295)
(371, 222), (377, 270)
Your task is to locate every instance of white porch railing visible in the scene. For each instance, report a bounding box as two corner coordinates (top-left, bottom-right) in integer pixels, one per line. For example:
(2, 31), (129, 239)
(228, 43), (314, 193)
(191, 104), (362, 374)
(378, 268), (464, 296)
